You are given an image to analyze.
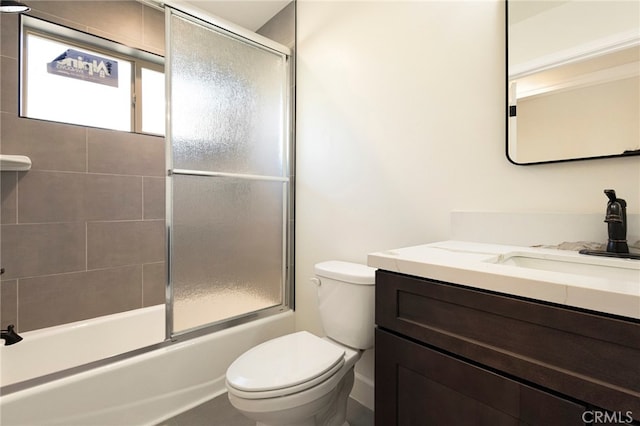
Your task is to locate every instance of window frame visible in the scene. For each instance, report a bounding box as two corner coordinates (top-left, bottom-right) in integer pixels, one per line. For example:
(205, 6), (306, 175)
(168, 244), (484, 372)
(20, 15), (164, 135)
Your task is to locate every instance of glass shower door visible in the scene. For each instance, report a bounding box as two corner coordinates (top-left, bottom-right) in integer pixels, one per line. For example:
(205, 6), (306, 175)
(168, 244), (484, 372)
(166, 8), (292, 334)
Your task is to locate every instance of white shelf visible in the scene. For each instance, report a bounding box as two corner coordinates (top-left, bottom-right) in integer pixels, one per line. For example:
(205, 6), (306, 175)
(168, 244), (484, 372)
(0, 155), (32, 171)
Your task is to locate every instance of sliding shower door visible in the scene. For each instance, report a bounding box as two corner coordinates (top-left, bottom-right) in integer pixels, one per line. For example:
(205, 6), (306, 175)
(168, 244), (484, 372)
(166, 8), (292, 334)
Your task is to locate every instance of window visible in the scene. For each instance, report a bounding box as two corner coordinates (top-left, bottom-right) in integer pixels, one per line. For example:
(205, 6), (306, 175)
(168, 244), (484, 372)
(21, 16), (165, 136)
(24, 33), (133, 131)
(140, 67), (165, 135)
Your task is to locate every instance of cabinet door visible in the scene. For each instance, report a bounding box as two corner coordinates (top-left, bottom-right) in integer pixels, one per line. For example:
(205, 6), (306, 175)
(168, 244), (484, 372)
(375, 329), (586, 426)
(375, 270), (640, 417)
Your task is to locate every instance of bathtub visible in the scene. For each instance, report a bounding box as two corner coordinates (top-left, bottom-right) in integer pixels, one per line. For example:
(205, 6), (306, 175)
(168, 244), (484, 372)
(0, 308), (295, 426)
(1, 305), (166, 387)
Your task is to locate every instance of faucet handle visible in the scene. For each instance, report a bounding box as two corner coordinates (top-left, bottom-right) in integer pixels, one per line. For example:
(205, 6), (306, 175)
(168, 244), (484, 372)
(604, 189), (617, 203)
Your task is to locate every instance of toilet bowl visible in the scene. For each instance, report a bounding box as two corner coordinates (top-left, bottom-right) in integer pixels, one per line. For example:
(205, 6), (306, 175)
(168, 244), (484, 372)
(225, 261), (376, 426)
(226, 331), (360, 426)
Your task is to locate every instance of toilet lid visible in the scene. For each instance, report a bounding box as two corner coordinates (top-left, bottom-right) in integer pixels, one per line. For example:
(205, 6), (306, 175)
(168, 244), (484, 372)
(226, 331), (345, 394)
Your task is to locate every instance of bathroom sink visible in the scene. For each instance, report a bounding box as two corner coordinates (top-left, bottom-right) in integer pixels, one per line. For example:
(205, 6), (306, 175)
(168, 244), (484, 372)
(369, 241), (640, 320)
(490, 251), (640, 282)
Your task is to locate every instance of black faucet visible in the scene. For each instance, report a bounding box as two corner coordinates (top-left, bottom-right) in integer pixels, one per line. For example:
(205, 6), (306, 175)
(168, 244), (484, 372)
(579, 189), (640, 260)
(1, 324), (23, 346)
(604, 189), (629, 254)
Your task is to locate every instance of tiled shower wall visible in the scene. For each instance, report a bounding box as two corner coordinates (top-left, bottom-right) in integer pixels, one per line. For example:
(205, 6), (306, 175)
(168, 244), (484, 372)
(0, 1), (166, 332)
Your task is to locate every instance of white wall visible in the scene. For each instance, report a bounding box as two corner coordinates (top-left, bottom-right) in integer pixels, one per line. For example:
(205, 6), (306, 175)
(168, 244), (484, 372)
(294, 0), (640, 409)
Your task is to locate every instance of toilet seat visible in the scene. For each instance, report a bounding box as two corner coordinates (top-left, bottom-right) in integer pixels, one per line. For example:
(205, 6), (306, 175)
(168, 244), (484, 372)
(226, 331), (346, 399)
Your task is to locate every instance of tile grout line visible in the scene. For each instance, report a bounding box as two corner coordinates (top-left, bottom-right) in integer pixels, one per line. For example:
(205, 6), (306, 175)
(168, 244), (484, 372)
(16, 277), (20, 331)
(86, 129), (89, 273)
(14, 170), (19, 224)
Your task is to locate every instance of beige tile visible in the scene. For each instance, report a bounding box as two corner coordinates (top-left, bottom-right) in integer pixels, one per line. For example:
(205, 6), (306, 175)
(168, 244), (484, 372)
(26, 9), (88, 34)
(1, 56), (18, 114)
(143, 262), (166, 306)
(16, 171), (148, 223)
(0, 223), (85, 279)
(29, 1), (143, 46)
(143, 177), (165, 219)
(1, 171), (17, 224)
(88, 29), (141, 56)
(17, 170), (85, 223)
(88, 128), (165, 177)
(87, 220), (164, 269)
(159, 392), (254, 426)
(0, 14), (19, 59)
(85, 174), (143, 220)
(28, 1), (164, 56)
(87, 2), (144, 46)
(160, 394), (372, 426)
(1, 113), (87, 172)
(142, 4), (165, 56)
(17, 171), (143, 223)
(18, 266), (143, 331)
(1, 279), (18, 328)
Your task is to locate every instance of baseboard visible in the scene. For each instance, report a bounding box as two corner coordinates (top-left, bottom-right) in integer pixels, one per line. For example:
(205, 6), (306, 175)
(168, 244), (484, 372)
(350, 371), (374, 411)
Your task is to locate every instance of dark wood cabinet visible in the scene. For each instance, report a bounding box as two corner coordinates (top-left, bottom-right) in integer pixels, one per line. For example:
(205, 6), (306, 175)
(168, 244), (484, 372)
(375, 270), (640, 425)
(376, 329), (586, 425)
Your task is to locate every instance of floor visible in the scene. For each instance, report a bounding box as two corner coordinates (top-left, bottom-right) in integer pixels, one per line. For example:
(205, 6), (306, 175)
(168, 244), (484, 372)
(157, 393), (374, 426)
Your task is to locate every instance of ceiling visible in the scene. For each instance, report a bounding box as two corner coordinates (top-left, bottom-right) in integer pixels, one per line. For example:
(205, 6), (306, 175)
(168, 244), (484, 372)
(179, 0), (290, 31)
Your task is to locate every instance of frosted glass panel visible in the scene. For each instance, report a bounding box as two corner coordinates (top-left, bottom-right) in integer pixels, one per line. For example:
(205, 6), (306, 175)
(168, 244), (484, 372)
(170, 14), (287, 177)
(168, 8), (290, 335)
(171, 175), (285, 332)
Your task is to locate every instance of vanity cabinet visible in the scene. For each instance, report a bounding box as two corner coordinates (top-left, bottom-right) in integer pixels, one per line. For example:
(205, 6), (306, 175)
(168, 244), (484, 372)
(375, 270), (640, 425)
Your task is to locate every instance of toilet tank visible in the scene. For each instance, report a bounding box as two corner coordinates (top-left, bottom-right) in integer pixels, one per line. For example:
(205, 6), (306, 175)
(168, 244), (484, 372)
(313, 261), (376, 350)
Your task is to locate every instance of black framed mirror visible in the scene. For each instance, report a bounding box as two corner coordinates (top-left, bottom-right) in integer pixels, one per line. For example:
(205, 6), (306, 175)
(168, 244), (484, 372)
(506, 0), (640, 165)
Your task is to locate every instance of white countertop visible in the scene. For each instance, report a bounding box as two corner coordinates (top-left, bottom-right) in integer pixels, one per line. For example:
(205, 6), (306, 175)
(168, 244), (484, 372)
(367, 240), (640, 320)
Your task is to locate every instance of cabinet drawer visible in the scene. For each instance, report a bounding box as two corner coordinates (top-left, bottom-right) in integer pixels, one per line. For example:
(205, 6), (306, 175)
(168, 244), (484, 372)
(375, 329), (586, 426)
(375, 270), (640, 418)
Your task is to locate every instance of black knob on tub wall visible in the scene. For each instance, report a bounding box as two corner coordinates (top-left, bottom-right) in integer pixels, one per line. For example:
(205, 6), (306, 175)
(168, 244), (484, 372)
(0, 267), (4, 275)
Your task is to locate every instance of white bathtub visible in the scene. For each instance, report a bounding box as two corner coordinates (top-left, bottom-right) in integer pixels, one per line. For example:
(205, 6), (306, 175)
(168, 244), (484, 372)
(0, 305), (166, 387)
(0, 309), (295, 426)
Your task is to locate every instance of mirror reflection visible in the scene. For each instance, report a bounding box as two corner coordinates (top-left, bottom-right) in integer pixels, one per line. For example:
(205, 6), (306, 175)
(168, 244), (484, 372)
(507, 0), (640, 164)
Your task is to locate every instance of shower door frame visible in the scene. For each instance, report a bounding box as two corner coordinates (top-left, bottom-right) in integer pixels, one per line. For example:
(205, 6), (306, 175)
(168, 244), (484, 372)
(164, 6), (295, 340)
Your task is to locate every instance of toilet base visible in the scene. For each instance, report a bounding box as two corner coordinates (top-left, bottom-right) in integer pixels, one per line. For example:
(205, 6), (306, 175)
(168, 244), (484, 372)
(232, 369), (355, 426)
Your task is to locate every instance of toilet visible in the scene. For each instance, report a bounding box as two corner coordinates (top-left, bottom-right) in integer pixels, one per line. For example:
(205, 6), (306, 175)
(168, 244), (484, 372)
(225, 260), (376, 426)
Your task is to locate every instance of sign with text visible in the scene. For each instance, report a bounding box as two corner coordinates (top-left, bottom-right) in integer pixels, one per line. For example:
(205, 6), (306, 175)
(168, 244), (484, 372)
(47, 49), (118, 87)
